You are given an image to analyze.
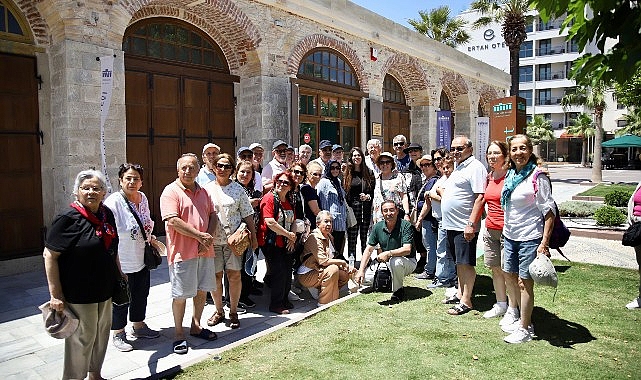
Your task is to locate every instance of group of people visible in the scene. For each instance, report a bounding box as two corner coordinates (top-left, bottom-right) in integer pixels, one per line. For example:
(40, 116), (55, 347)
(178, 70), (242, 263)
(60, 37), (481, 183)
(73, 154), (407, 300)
(43, 131), (570, 379)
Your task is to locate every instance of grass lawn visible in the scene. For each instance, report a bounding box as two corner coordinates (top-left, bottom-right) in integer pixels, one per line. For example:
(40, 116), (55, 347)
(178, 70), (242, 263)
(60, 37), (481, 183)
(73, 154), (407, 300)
(578, 183), (637, 197)
(165, 262), (641, 380)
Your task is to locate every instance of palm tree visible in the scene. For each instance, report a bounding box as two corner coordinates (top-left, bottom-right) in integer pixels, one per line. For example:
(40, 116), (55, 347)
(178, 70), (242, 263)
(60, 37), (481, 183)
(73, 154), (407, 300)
(526, 114), (555, 158)
(561, 83), (608, 183)
(616, 108), (641, 136)
(567, 113), (595, 167)
(470, 0), (530, 96)
(408, 6), (471, 48)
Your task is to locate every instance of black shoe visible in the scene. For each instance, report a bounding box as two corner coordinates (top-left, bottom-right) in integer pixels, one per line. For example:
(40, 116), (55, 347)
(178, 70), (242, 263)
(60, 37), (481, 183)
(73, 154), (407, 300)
(390, 288), (405, 303)
(415, 271), (435, 280)
(284, 300), (294, 310)
(239, 297), (256, 308)
(250, 287), (263, 296)
(253, 280), (264, 289)
(414, 259), (426, 274)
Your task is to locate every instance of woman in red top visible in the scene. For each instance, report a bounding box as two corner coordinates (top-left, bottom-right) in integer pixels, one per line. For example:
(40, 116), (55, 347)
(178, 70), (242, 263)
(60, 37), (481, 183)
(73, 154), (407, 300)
(259, 171), (297, 314)
(482, 141), (511, 319)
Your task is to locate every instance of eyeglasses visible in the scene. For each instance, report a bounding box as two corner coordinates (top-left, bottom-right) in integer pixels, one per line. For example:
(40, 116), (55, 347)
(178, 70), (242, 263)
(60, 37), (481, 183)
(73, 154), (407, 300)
(378, 160), (393, 165)
(309, 172), (322, 177)
(420, 163), (432, 168)
(216, 163), (233, 170)
(276, 179), (290, 186)
(409, 149), (422, 153)
(450, 146), (466, 152)
(393, 142), (405, 147)
(321, 148), (333, 153)
(275, 149), (287, 154)
(79, 186), (103, 192)
(292, 169), (306, 176)
(239, 154), (253, 159)
(330, 166), (341, 170)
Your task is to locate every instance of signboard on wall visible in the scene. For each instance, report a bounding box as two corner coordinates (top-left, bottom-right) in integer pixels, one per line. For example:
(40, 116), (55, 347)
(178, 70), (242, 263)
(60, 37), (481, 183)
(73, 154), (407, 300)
(436, 110), (452, 150)
(475, 117), (490, 163)
(489, 96), (526, 143)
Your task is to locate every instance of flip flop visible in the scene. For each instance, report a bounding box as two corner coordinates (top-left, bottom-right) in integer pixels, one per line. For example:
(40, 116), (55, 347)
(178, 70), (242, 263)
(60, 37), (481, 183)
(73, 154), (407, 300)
(447, 303), (472, 316)
(190, 328), (218, 341)
(172, 340), (188, 354)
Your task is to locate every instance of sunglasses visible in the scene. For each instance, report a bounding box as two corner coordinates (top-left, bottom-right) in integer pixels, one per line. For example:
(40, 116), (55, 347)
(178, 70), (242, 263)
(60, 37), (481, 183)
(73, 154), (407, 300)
(321, 148), (333, 153)
(450, 146), (466, 152)
(330, 166), (341, 170)
(216, 163), (233, 170)
(309, 172), (322, 177)
(275, 149), (287, 154)
(420, 163), (432, 168)
(239, 154), (253, 159)
(378, 160), (393, 165)
(292, 169), (306, 176)
(276, 179), (290, 186)
(434, 156), (443, 161)
(393, 142), (405, 147)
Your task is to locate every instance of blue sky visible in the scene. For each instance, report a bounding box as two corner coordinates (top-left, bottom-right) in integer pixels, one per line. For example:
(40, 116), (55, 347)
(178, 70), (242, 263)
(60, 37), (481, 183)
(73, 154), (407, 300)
(350, 0), (471, 28)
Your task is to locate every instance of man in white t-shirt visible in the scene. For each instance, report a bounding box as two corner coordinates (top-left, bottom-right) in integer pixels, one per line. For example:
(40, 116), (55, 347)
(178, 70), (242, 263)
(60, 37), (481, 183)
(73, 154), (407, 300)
(365, 138), (382, 176)
(440, 135), (487, 316)
(261, 140), (288, 193)
(311, 139), (333, 172)
(196, 143), (220, 186)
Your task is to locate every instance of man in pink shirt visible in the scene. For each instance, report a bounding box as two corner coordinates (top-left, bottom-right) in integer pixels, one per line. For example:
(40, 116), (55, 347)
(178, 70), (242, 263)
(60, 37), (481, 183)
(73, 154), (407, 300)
(160, 153), (218, 354)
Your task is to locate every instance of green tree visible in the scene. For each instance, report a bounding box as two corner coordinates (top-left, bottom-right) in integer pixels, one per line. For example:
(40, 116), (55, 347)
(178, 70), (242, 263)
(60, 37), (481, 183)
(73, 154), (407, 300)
(616, 108), (641, 136)
(561, 83), (608, 182)
(567, 113), (595, 167)
(614, 69), (641, 108)
(531, 0), (641, 87)
(526, 115), (555, 159)
(471, 0), (531, 96)
(408, 6), (471, 48)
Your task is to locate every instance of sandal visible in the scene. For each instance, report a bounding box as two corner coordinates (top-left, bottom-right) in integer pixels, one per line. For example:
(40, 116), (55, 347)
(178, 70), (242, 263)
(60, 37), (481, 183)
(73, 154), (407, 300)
(442, 295), (461, 304)
(228, 312), (240, 329)
(172, 340), (188, 354)
(189, 328), (217, 341)
(207, 310), (225, 326)
(447, 303), (472, 316)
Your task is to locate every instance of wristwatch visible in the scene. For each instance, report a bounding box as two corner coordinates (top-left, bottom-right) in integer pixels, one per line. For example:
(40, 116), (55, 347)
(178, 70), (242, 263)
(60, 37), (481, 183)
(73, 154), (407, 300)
(466, 221), (474, 227)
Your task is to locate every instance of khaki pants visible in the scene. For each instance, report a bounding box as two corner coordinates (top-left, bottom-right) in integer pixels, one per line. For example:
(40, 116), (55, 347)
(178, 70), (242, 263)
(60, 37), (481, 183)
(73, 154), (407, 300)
(63, 300), (112, 380)
(299, 264), (349, 305)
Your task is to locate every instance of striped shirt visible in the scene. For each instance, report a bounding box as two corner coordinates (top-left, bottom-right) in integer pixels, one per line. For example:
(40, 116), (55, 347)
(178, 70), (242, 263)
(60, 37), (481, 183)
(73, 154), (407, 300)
(316, 178), (347, 232)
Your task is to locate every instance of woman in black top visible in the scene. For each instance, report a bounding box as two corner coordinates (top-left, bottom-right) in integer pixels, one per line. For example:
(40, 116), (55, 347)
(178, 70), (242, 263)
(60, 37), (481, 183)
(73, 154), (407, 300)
(43, 169), (119, 380)
(343, 147), (375, 260)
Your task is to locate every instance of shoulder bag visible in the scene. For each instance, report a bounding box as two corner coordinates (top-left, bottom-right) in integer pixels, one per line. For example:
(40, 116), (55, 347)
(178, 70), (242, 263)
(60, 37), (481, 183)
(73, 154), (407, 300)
(623, 222), (641, 247)
(370, 260), (392, 292)
(120, 192), (162, 270)
(210, 184), (251, 256)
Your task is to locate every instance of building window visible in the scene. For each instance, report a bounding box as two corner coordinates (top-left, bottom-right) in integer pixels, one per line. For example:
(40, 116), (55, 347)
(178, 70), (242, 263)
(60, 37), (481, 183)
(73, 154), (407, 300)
(538, 39), (551, 56)
(537, 89), (552, 105)
(0, 2), (24, 36)
(525, 21), (533, 33)
(298, 49), (359, 89)
(538, 64), (551, 81)
(519, 41), (533, 58)
(299, 94), (317, 115)
(519, 66), (533, 83)
(519, 90), (532, 107)
(383, 75), (406, 104)
(568, 37), (579, 53)
(123, 19), (227, 71)
(440, 91), (451, 110)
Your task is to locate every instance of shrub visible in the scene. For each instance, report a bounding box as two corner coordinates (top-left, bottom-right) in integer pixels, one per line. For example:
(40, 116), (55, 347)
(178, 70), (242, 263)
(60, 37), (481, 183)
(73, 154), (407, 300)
(593, 205), (626, 226)
(604, 189), (632, 207)
(558, 201), (602, 217)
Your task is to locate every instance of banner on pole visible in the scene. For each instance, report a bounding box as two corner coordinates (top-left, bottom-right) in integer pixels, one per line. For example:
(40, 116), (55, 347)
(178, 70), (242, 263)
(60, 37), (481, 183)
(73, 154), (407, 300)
(475, 117), (490, 164)
(436, 110), (452, 150)
(100, 55), (114, 192)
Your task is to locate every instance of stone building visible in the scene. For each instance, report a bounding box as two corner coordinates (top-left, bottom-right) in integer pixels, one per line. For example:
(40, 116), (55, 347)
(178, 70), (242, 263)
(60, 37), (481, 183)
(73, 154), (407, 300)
(0, 0), (508, 270)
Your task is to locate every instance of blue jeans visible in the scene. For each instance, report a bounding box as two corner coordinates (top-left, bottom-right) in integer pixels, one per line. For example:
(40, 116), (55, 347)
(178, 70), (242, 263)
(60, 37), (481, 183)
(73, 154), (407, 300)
(421, 220), (437, 275)
(435, 221), (456, 284)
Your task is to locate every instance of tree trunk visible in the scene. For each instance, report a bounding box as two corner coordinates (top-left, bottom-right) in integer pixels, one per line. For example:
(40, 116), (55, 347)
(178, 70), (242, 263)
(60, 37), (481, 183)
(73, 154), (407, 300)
(581, 138), (588, 167)
(592, 112), (603, 183)
(509, 46), (519, 96)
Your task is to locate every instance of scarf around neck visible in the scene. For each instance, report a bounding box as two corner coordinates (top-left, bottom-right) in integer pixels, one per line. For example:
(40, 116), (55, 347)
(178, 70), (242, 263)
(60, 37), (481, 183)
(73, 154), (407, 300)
(500, 160), (537, 209)
(70, 201), (116, 250)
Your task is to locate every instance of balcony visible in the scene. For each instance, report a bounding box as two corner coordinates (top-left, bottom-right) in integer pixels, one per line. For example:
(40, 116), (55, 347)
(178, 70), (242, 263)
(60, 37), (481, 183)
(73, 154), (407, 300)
(537, 46), (566, 56)
(537, 97), (563, 106)
(537, 20), (564, 31)
(537, 70), (566, 81)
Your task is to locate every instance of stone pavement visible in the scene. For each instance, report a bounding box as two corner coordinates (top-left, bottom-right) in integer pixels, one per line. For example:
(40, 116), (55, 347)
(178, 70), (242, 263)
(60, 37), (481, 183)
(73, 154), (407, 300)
(1, 165), (639, 380)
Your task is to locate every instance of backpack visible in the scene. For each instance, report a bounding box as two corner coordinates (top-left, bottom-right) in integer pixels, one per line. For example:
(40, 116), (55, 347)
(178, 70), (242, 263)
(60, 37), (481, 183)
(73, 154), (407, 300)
(533, 171), (571, 260)
(371, 261), (392, 292)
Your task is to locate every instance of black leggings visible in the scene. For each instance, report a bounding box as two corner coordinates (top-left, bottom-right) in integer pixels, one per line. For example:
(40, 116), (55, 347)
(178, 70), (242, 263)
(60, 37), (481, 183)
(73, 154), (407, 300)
(347, 200), (372, 258)
(112, 267), (150, 330)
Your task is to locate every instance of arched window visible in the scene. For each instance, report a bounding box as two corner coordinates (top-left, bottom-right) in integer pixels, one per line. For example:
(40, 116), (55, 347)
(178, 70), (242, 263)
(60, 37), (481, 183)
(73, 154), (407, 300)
(478, 103), (485, 117)
(440, 91), (451, 110)
(298, 49), (359, 89)
(383, 75), (406, 104)
(123, 18), (228, 72)
(0, 0), (31, 43)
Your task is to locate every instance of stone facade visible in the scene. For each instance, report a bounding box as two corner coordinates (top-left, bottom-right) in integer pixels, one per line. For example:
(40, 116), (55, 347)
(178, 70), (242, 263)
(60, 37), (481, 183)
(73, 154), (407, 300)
(3, 0), (508, 249)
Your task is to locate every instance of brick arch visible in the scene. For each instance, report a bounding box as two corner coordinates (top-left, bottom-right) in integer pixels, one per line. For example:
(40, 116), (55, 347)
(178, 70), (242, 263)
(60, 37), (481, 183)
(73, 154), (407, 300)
(10, 0), (49, 45)
(287, 34), (368, 93)
(381, 54), (429, 93)
(478, 84), (499, 116)
(124, 0), (261, 74)
(441, 70), (469, 102)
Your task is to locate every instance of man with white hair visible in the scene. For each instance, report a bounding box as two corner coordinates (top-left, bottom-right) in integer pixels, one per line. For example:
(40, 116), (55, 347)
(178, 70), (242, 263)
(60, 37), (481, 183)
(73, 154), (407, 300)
(365, 138), (382, 176)
(298, 144), (312, 165)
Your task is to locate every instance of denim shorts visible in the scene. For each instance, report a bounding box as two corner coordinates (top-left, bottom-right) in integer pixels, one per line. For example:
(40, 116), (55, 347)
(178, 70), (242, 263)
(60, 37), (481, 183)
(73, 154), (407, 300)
(503, 237), (541, 279)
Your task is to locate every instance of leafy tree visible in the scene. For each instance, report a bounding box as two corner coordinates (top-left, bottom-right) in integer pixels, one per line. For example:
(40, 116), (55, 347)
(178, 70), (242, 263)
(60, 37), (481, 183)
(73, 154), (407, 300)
(531, 0), (641, 88)
(567, 113), (595, 167)
(471, 0), (531, 96)
(408, 6), (471, 48)
(614, 69), (641, 108)
(526, 115), (555, 146)
(616, 108), (641, 136)
(561, 83), (608, 182)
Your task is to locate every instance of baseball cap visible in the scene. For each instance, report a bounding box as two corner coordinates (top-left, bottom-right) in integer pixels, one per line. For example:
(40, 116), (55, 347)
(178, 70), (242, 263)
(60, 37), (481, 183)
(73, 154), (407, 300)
(237, 146), (252, 157)
(319, 140), (332, 150)
(332, 144), (343, 152)
(249, 142), (263, 151)
(403, 142), (423, 154)
(272, 140), (288, 150)
(202, 143), (220, 154)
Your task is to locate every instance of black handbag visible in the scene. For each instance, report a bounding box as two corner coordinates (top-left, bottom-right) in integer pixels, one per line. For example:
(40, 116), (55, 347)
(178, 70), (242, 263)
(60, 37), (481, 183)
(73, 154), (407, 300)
(112, 275), (130, 306)
(121, 192), (162, 270)
(371, 261), (392, 293)
(623, 222), (641, 247)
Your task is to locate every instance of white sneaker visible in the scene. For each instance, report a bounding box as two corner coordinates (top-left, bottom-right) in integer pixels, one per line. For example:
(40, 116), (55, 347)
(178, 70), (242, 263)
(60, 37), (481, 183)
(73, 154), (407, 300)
(307, 287), (319, 300)
(112, 331), (133, 352)
(484, 303), (508, 319)
(502, 320), (534, 334)
(626, 297), (640, 310)
(288, 290), (301, 301)
(499, 307), (520, 327)
(291, 285), (303, 294)
(504, 327), (533, 344)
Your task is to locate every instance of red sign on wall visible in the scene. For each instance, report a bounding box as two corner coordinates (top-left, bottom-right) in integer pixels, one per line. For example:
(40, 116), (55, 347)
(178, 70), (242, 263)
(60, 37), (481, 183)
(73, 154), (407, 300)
(303, 133), (311, 143)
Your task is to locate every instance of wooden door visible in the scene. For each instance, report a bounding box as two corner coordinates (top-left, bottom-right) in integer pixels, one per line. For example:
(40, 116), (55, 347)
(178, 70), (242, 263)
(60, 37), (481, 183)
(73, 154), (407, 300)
(383, 106), (410, 152)
(0, 54), (43, 259)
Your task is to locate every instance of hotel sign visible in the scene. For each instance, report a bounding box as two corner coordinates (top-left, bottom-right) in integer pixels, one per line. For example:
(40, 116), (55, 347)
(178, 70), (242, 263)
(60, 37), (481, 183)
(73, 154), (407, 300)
(489, 96), (526, 142)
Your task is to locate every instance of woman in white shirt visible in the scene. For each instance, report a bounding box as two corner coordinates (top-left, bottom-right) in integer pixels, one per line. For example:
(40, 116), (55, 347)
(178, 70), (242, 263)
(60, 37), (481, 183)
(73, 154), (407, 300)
(500, 135), (555, 344)
(104, 163), (160, 352)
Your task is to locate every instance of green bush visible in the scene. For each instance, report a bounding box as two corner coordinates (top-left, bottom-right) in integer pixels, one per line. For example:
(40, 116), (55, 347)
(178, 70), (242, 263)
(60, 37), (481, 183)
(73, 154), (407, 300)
(558, 201), (602, 217)
(593, 205), (626, 226)
(604, 189), (632, 207)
